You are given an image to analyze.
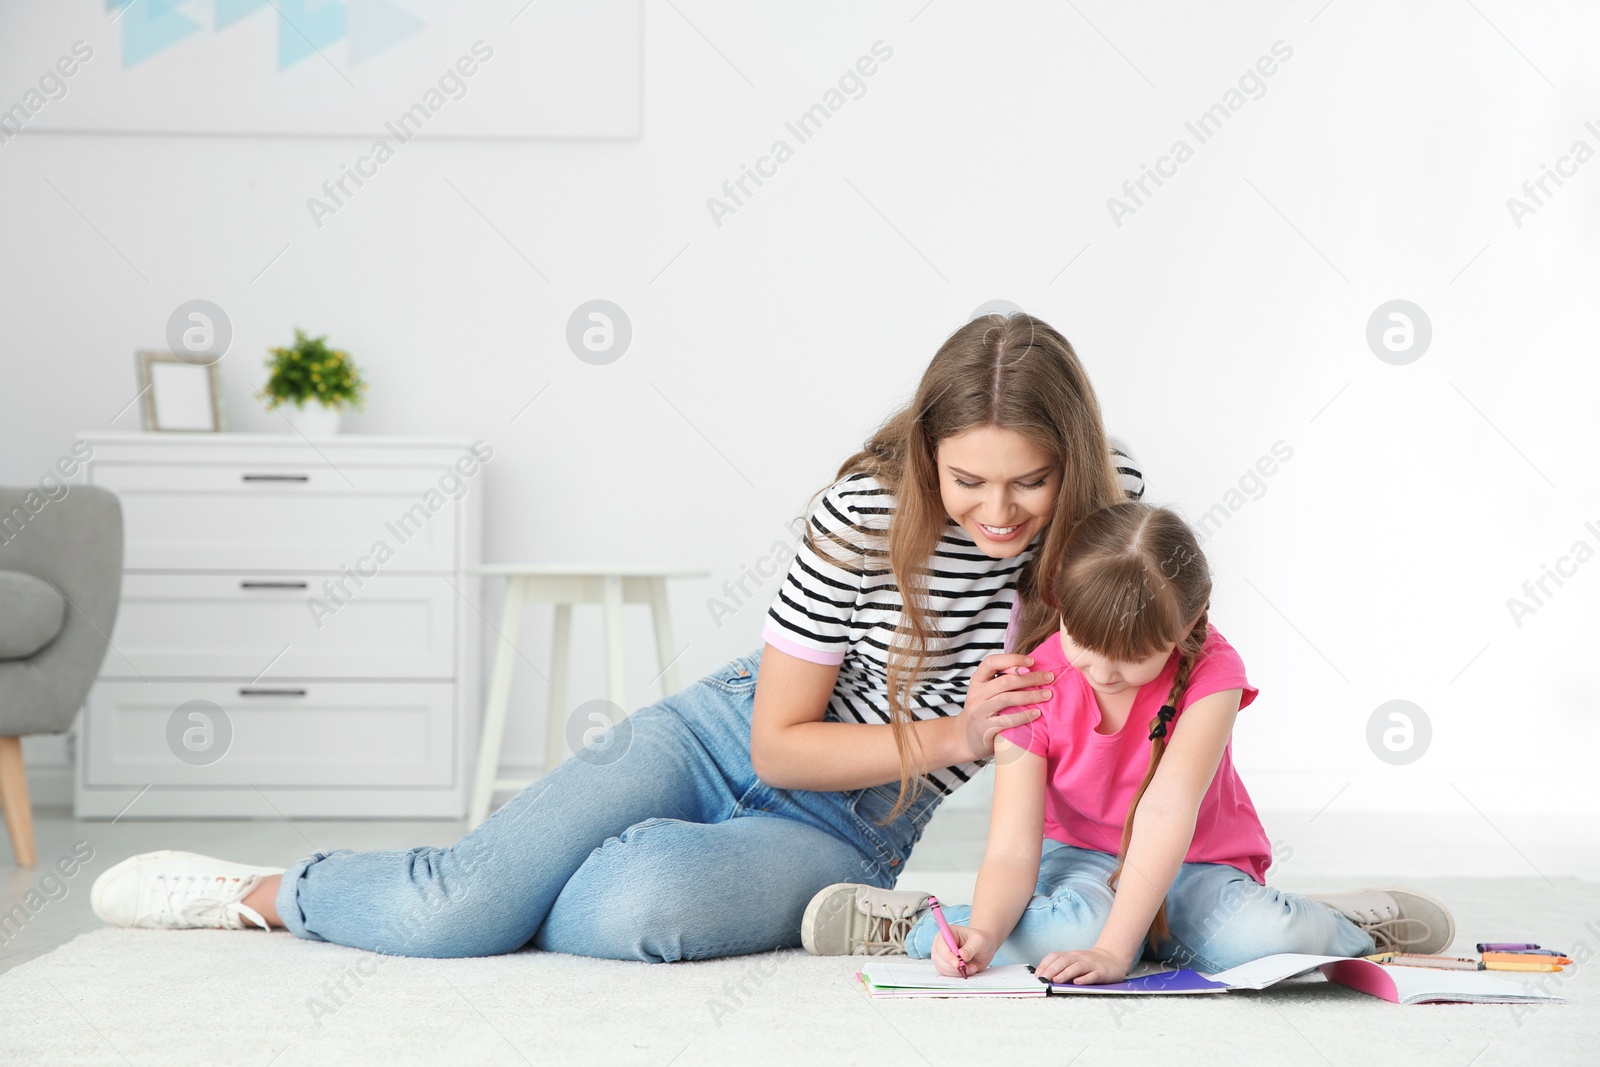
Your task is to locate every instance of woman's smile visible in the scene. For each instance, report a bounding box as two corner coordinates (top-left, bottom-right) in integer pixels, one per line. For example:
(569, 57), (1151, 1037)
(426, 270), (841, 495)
(975, 518), (1030, 543)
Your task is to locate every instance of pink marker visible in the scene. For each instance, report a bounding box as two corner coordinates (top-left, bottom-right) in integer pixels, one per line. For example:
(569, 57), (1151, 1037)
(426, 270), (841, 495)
(926, 895), (967, 979)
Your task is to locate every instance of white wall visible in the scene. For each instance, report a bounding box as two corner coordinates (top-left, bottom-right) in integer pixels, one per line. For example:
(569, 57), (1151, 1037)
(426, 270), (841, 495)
(2, 1), (1596, 818)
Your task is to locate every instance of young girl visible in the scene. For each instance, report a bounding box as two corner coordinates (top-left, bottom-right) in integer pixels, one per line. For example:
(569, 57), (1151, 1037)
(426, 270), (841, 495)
(803, 502), (1455, 980)
(91, 312), (1147, 964)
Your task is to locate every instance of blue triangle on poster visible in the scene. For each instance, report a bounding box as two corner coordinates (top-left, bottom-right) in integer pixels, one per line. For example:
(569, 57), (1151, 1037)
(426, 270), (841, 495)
(347, 0), (425, 66)
(276, 0), (348, 70)
(120, 0), (200, 67)
(216, 0), (274, 30)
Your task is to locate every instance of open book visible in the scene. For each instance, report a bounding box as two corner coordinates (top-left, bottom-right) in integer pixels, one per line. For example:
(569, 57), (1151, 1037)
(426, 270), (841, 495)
(1045, 953), (1565, 1006)
(859, 954), (1565, 1005)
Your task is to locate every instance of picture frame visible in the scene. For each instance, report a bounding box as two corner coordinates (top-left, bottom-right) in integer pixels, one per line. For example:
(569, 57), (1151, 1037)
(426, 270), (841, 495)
(135, 350), (224, 433)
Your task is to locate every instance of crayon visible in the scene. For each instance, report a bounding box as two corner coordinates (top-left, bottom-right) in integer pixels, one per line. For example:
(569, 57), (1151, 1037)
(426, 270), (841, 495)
(1385, 957), (1483, 971)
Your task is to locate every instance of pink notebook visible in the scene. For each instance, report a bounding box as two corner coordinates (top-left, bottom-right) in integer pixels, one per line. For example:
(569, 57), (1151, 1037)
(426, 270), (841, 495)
(1319, 958), (1561, 1006)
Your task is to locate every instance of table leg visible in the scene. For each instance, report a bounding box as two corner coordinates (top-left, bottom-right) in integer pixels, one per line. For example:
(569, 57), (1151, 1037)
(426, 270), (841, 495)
(647, 577), (681, 699)
(469, 576), (526, 827)
(544, 602), (572, 773)
(602, 574), (627, 718)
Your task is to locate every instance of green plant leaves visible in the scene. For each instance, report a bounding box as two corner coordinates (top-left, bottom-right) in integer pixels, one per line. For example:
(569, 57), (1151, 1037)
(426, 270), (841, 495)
(263, 327), (368, 410)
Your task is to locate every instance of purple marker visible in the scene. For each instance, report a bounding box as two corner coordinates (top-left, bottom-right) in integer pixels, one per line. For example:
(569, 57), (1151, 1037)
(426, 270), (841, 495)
(1476, 942), (1539, 952)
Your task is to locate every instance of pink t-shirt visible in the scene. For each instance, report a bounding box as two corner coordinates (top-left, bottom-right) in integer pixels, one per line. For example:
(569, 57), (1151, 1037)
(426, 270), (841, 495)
(998, 623), (1272, 883)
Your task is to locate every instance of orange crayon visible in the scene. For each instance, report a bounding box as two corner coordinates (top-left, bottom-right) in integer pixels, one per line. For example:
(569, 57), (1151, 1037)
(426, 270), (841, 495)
(1482, 952), (1572, 965)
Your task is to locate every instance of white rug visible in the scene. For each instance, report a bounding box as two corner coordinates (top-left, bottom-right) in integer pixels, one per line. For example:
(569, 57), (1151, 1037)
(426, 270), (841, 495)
(1, 877), (1592, 1066)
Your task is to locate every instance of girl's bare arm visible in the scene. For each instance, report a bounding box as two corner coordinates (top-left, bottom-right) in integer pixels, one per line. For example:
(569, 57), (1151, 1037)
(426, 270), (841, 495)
(928, 739), (1047, 976)
(967, 740), (1047, 941)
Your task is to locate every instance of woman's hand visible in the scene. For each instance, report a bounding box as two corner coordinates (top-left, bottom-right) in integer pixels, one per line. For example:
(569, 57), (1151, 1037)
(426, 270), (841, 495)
(955, 654), (1054, 763)
(931, 925), (997, 978)
(1035, 946), (1136, 986)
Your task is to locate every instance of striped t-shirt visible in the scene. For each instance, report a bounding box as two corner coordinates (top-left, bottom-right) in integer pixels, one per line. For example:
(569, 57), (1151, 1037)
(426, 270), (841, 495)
(762, 448), (1144, 796)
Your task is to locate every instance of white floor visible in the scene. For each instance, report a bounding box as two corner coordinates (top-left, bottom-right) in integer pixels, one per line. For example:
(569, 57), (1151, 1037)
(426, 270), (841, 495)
(2, 804), (1597, 1065)
(5, 803), (1598, 978)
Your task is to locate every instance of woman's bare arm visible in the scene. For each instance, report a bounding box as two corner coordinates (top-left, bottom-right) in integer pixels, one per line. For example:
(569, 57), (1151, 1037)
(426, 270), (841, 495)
(749, 644), (1049, 792)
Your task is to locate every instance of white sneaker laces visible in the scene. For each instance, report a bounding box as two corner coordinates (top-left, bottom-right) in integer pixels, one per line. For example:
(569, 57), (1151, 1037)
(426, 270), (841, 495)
(857, 913), (916, 955)
(1350, 912), (1432, 953)
(151, 872), (271, 932)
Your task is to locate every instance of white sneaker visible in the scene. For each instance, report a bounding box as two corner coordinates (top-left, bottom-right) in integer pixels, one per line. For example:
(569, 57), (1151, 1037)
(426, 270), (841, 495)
(91, 850), (283, 932)
(801, 883), (930, 956)
(1305, 886), (1456, 955)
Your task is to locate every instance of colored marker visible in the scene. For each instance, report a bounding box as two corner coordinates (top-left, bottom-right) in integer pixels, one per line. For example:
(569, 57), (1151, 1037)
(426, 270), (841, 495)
(1477, 942), (1539, 952)
(925, 895), (967, 980)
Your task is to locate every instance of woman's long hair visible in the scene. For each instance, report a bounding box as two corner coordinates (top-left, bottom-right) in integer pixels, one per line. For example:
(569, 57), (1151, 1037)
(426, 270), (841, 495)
(1043, 502), (1213, 951)
(806, 313), (1124, 819)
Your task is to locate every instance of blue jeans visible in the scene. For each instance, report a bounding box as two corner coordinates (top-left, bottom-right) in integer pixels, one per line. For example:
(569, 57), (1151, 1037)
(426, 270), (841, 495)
(275, 648), (942, 961)
(905, 840), (1375, 973)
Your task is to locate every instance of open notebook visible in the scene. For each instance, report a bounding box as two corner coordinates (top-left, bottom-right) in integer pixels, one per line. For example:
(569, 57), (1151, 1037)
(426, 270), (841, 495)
(857, 961), (1047, 998)
(858, 954), (1565, 1005)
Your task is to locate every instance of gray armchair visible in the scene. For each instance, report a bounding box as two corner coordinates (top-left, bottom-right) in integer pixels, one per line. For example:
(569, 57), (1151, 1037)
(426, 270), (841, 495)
(0, 485), (122, 866)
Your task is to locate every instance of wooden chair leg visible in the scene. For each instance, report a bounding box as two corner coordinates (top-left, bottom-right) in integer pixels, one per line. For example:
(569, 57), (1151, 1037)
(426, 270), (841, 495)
(0, 736), (37, 868)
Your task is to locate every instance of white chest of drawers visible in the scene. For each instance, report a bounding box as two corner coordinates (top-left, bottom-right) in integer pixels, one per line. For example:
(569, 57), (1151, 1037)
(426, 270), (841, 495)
(73, 433), (483, 818)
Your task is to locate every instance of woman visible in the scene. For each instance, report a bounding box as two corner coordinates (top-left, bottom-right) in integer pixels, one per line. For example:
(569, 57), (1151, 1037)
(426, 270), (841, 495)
(91, 312), (1144, 962)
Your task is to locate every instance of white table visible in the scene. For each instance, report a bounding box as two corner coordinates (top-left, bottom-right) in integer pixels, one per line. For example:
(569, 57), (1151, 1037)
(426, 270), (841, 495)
(466, 565), (708, 827)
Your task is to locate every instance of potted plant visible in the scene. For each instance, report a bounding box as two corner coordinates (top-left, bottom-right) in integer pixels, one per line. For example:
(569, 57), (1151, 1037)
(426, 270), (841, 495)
(261, 328), (368, 436)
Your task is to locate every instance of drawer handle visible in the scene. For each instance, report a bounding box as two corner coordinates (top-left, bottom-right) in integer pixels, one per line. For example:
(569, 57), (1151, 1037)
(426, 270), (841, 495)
(238, 687), (307, 697)
(241, 474), (310, 483)
(240, 581), (309, 590)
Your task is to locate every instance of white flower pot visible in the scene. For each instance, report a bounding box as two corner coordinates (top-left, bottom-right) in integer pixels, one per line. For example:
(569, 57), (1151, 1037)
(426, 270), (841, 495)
(280, 403), (342, 437)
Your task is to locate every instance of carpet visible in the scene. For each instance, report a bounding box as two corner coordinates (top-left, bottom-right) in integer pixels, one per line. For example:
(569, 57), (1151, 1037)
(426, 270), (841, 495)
(1, 877), (1592, 1066)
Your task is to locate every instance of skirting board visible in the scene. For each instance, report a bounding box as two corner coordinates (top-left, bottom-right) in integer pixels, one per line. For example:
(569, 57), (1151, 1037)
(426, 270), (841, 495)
(71, 785), (468, 819)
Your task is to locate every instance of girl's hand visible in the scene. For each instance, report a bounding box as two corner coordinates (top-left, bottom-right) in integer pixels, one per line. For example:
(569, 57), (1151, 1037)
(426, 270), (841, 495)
(1035, 946), (1134, 986)
(931, 925), (996, 978)
(956, 654), (1054, 763)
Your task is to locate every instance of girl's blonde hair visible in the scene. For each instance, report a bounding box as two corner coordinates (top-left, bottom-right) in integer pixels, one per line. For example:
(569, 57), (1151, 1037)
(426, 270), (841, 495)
(1037, 501), (1212, 952)
(808, 313), (1124, 820)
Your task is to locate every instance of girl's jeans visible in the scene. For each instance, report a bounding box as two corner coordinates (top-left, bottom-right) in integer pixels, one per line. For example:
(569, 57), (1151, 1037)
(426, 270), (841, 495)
(905, 840), (1375, 973)
(275, 648), (942, 961)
